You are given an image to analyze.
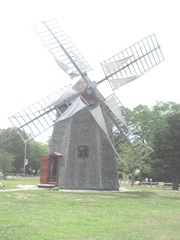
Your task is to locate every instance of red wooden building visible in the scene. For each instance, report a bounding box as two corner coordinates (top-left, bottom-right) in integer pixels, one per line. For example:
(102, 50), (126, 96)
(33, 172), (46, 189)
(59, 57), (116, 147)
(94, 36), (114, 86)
(39, 152), (62, 187)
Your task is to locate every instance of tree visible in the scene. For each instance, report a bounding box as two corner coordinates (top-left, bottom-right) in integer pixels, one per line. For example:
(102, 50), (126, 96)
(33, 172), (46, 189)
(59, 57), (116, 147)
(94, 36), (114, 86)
(117, 105), (153, 185)
(117, 140), (152, 186)
(0, 149), (15, 178)
(129, 104), (153, 145)
(119, 101), (180, 186)
(0, 128), (48, 174)
(127, 102), (180, 146)
(152, 113), (180, 190)
(27, 140), (48, 174)
(117, 142), (137, 185)
(0, 128), (25, 173)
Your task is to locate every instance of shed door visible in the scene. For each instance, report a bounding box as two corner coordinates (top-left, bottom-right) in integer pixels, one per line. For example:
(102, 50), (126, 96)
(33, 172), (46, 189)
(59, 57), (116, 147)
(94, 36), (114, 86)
(49, 156), (58, 184)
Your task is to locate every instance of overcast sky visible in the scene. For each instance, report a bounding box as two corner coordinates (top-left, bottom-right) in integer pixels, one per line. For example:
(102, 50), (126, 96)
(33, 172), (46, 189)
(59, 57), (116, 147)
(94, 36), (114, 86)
(0, 0), (179, 141)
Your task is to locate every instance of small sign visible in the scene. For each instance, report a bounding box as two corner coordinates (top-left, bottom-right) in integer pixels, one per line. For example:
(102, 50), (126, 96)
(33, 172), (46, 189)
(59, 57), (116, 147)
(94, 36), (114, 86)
(25, 159), (28, 165)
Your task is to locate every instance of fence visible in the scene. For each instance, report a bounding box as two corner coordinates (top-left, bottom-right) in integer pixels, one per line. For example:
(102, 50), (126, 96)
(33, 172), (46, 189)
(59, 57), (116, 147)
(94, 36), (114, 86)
(134, 181), (180, 188)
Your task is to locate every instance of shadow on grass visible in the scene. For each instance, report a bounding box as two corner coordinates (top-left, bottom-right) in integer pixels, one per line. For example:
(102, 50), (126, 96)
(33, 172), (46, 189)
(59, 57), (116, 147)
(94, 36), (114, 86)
(119, 190), (158, 199)
(62, 189), (158, 200)
(115, 188), (180, 201)
(66, 186), (179, 201)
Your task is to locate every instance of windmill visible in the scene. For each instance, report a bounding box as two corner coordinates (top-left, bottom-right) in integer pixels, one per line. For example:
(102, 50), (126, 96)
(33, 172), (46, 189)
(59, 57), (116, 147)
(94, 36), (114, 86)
(9, 19), (164, 190)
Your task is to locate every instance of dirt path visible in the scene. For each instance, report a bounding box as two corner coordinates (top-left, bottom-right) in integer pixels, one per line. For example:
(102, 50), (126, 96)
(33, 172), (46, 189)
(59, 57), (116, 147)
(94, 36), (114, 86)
(0, 185), (39, 192)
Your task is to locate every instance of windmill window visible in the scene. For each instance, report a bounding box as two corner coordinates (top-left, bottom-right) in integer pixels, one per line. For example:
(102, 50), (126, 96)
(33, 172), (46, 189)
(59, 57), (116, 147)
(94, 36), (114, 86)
(78, 145), (89, 158)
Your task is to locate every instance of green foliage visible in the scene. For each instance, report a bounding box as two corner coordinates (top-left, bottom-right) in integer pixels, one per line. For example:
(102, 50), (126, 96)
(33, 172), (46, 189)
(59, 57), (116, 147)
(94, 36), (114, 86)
(119, 101), (180, 188)
(0, 148), (14, 177)
(117, 140), (151, 184)
(0, 128), (48, 174)
(27, 140), (48, 172)
(130, 104), (153, 144)
(152, 113), (180, 189)
(0, 128), (24, 172)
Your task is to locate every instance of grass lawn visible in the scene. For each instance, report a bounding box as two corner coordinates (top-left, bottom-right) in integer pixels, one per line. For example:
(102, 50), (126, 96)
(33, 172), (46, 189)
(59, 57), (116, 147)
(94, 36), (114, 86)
(0, 178), (180, 240)
(0, 176), (39, 189)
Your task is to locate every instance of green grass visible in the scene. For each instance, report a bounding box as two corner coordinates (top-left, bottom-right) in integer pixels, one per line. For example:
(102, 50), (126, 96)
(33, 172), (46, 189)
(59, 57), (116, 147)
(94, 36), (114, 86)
(0, 176), (39, 189)
(0, 178), (180, 240)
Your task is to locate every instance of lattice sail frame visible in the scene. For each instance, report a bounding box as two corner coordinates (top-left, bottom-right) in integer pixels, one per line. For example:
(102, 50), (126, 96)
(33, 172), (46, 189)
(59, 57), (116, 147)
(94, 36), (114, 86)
(100, 33), (164, 89)
(8, 85), (75, 141)
(33, 19), (92, 80)
(102, 93), (153, 164)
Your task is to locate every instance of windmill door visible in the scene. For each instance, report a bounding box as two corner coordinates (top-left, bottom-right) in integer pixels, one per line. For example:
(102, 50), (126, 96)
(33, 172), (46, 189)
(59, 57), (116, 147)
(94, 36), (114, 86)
(48, 153), (62, 185)
(49, 156), (58, 184)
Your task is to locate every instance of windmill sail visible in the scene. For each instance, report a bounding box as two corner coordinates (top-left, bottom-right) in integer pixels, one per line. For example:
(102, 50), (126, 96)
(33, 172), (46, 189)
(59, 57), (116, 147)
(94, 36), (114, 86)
(90, 105), (109, 135)
(109, 75), (139, 90)
(54, 57), (79, 79)
(8, 85), (79, 141)
(56, 97), (87, 121)
(102, 93), (153, 163)
(33, 19), (92, 82)
(46, 85), (77, 108)
(100, 33), (164, 90)
(105, 94), (126, 126)
(102, 56), (132, 75)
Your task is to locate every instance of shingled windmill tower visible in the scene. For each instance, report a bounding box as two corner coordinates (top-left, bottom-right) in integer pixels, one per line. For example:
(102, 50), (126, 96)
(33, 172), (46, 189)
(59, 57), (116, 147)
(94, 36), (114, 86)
(9, 19), (164, 190)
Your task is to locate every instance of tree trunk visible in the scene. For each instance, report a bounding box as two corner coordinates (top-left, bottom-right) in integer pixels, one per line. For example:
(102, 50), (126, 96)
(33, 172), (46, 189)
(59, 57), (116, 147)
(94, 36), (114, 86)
(172, 174), (179, 190)
(131, 170), (135, 186)
(3, 171), (7, 179)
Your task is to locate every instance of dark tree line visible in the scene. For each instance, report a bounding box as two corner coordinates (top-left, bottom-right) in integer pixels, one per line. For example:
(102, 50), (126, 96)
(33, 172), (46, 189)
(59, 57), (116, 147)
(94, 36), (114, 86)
(118, 101), (180, 190)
